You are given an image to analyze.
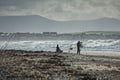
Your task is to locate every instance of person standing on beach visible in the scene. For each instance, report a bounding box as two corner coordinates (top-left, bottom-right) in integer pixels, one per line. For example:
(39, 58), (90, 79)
(77, 41), (82, 54)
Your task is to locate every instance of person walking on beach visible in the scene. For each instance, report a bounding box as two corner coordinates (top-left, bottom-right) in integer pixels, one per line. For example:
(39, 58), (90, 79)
(56, 44), (63, 53)
(77, 41), (82, 54)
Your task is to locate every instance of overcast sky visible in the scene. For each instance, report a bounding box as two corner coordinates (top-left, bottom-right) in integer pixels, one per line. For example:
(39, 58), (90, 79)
(0, 0), (120, 21)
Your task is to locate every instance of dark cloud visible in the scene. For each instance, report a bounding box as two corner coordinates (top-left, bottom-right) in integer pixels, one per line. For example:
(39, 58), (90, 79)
(0, 0), (120, 21)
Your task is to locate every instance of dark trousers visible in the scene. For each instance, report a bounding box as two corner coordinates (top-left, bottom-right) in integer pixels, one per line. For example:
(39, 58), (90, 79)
(77, 47), (80, 54)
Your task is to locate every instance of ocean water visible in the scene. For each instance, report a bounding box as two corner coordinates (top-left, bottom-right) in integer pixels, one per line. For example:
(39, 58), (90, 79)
(0, 39), (120, 52)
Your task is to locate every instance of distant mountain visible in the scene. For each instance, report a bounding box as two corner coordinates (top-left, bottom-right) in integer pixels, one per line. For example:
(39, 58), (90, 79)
(0, 15), (120, 33)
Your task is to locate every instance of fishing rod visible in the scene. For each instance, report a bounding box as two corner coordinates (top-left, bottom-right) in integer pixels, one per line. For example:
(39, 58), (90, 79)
(81, 32), (88, 55)
(0, 33), (12, 49)
(0, 33), (15, 53)
(3, 34), (15, 50)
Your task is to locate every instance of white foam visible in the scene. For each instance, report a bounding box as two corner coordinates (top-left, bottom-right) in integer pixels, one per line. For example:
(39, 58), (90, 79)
(0, 40), (120, 52)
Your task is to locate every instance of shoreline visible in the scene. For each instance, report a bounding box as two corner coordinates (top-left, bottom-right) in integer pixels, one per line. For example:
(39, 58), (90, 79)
(81, 51), (120, 57)
(1, 49), (120, 57)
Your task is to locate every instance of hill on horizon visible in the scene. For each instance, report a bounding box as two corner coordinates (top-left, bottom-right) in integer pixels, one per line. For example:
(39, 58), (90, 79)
(0, 15), (120, 33)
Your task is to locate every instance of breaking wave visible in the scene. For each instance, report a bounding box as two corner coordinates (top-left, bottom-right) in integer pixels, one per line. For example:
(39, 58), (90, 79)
(0, 39), (120, 52)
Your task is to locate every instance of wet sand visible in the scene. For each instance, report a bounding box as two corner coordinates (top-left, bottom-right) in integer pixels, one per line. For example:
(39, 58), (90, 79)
(0, 50), (120, 80)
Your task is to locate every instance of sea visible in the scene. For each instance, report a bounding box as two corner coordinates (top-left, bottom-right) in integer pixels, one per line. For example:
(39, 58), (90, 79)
(0, 39), (120, 53)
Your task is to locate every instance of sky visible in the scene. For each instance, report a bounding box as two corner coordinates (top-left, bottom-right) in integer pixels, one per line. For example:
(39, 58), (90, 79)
(0, 0), (120, 21)
(0, 0), (120, 33)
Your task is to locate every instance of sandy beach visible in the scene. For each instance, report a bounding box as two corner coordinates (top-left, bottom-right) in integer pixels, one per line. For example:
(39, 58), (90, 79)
(81, 51), (120, 57)
(0, 50), (120, 80)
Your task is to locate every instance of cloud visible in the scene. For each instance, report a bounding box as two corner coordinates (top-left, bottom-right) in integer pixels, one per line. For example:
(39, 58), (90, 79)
(0, 0), (120, 21)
